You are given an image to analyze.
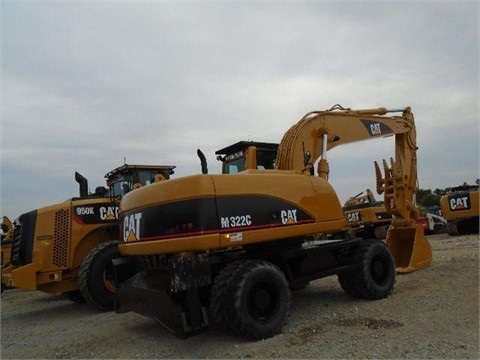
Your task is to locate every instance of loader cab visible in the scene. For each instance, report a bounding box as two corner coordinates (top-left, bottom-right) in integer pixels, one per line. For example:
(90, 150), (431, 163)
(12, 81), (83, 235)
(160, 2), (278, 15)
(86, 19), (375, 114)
(216, 141), (279, 174)
(105, 164), (176, 198)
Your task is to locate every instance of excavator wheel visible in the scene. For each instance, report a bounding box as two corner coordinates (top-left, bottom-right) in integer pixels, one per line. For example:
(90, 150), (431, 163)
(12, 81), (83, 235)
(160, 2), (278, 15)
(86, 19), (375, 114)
(338, 239), (395, 300)
(209, 259), (291, 340)
(338, 272), (361, 298)
(78, 241), (122, 311)
(63, 290), (86, 304)
(374, 225), (388, 240)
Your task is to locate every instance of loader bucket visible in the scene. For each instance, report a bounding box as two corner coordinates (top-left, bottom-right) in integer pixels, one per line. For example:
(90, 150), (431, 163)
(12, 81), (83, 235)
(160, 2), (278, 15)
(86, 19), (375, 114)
(386, 224), (432, 273)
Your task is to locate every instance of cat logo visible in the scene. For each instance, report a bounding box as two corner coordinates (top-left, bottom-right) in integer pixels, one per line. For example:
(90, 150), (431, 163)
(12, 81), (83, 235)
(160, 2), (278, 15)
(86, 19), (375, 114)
(123, 213), (142, 242)
(449, 196), (470, 211)
(361, 119), (394, 137)
(281, 209), (298, 225)
(100, 206), (119, 220)
(347, 212), (361, 223)
(370, 123), (382, 135)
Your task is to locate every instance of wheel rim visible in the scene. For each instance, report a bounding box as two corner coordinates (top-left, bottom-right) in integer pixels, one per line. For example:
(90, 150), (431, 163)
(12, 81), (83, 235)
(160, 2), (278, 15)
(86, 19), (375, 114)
(103, 270), (117, 293)
(247, 281), (279, 322)
(371, 256), (388, 284)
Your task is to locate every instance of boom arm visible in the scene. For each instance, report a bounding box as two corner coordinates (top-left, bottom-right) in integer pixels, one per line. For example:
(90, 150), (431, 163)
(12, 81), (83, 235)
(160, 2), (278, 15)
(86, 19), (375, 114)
(276, 105), (431, 272)
(276, 105), (418, 221)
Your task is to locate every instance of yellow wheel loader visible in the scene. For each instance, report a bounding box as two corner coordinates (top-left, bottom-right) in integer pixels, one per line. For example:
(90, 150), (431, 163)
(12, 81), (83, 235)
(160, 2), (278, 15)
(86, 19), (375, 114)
(440, 181), (479, 235)
(1, 216), (14, 293)
(1, 164), (175, 309)
(113, 105), (432, 340)
(343, 189), (392, 239)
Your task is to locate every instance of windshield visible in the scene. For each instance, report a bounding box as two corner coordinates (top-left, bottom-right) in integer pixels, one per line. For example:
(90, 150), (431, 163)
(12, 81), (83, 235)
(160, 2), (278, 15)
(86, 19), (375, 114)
(110, 175), (135, 197)
(223, 158), (246, 174)
(256, 150), (277, 170)
(109, 169), (170, 197)
(222, 150), (277, 174)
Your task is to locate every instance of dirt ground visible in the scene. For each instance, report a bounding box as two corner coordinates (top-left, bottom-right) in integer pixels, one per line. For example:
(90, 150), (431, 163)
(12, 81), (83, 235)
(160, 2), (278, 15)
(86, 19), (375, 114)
(1, 233), (479, 359)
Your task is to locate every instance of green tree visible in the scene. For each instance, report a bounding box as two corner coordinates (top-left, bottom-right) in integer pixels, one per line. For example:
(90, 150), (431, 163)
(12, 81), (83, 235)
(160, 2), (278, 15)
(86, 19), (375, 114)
(417, 188), (441, 207)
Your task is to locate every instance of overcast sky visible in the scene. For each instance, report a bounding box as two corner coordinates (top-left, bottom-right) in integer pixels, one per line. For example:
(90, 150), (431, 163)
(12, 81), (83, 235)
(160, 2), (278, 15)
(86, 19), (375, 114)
(1, 1), (479, 220)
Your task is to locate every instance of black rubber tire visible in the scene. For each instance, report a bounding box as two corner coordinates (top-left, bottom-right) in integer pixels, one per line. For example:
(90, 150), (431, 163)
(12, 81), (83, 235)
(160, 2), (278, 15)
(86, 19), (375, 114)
(339, 240), (395, 299)
(433, 224), (445, 234)
(374, 225), (388, 239)
(447, 222), (459, 236)
(78, 241), (121, 311)
(355, 239), (396, 299)
(338, 272), (361, 298)
(63, 290), (86, 304)
(210, 259), (290, 340)
(289, 281), (310, 292)
(209, 262), (235, 330)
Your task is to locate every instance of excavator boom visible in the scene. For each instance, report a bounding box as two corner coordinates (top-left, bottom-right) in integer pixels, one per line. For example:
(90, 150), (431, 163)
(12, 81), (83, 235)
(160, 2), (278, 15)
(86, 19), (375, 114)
(276, 105), (431, 272)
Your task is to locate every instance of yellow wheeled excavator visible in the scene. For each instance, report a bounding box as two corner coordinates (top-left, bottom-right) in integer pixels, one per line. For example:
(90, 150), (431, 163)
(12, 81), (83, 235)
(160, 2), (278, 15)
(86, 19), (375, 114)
(343, 189), (392, 239)
(113, 105), (432, 340)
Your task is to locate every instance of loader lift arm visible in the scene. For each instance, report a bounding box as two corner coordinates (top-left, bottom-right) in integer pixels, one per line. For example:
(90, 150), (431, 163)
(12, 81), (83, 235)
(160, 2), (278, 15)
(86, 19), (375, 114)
(276, 105), (431, 272)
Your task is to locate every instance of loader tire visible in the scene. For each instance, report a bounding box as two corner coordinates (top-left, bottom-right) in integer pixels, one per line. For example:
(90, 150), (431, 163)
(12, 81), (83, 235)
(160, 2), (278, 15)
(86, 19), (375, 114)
(79, 241), (121, 311)
(63, 290), (86, 304)
(210, 259), (290, 340)
(355, 239), (395, 300)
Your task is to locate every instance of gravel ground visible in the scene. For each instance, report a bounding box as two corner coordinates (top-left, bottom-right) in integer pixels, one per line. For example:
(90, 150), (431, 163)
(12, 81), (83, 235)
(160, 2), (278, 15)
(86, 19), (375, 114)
(1, 233), (478, 359)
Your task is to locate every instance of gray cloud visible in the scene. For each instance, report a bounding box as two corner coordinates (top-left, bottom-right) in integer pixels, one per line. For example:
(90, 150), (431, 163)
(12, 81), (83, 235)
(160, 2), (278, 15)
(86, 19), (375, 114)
(1, 1), (478, 219)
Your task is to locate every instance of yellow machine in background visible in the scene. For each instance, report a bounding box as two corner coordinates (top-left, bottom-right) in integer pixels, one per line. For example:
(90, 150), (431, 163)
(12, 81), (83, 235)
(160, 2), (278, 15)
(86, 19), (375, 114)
(1, 216), (14, 265)
(1, 216), (14, 293)
(113, 105), (432, 340)
(343, 189), (392, 239)
(440, 181), (479, 235)
(1, 164), (175, 308)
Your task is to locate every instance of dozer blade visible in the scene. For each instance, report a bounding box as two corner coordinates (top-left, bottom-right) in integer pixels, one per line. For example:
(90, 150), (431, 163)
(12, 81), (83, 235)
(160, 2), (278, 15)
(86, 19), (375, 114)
(386, 224), (432, 273)
(115, 268), (209, 338)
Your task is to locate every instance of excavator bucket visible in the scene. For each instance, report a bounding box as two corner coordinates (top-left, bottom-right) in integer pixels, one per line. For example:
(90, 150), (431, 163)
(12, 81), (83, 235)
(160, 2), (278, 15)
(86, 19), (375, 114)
(386, 224), (432, 273)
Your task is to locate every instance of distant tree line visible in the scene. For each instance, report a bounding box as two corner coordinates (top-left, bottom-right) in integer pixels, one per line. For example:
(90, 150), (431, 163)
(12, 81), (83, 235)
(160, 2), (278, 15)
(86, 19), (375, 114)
(416, 188), (447, 207)
(417, 179), (479, 207)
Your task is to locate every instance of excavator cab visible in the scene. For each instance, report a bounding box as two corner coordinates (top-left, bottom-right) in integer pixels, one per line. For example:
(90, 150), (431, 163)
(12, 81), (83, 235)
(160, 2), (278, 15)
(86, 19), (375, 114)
(215, 141), (278, 174)
(104, 164), (176, 198)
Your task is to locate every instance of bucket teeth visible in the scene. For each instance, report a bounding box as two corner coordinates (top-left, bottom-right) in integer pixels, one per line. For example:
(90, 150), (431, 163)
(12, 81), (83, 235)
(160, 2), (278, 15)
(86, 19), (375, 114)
(374, 157), (432, 273)
(375, 158), (395, 212)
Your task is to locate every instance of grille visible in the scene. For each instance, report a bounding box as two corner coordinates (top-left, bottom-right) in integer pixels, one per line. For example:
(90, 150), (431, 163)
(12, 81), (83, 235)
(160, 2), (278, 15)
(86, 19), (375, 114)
(10, 211), (37, 266)
(53, 209), (70, 268)
(10, 225), (22, 266)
